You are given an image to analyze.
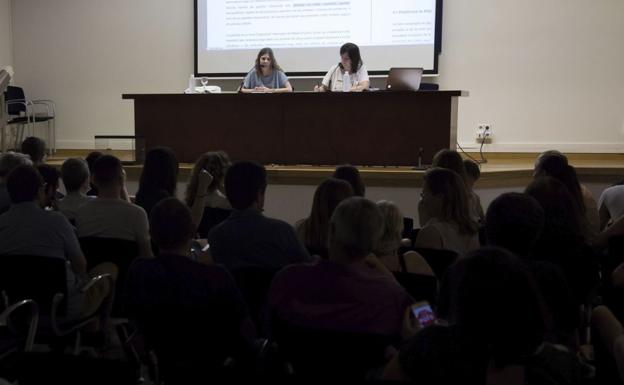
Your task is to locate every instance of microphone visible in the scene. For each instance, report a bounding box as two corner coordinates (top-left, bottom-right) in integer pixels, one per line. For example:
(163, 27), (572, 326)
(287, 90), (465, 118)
(412, 147), (425, 170)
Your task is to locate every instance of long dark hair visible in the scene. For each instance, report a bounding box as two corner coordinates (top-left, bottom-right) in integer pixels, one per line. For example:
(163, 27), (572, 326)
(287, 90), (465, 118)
(185, 151), (231, 207)
(137, 147), (179, 196)
(255, 47), (282, 74)
(340, 43), (362, 72)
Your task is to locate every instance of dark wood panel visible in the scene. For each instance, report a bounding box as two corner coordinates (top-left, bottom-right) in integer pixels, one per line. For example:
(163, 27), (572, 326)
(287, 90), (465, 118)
(124, 91), (466, 165)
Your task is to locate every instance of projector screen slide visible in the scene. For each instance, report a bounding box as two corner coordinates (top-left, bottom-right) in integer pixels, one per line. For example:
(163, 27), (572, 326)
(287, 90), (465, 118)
(195, 0), (442, 77)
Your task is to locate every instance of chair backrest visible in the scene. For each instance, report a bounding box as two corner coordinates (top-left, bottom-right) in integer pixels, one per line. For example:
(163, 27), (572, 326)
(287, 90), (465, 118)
(393, 272), (438, 306)
(414, 247), (459, 279)
(79, 237), (139, 315)
(4, 86), (26, 115)
(0, 255), (68, 315)
(272, 317), (396, 379)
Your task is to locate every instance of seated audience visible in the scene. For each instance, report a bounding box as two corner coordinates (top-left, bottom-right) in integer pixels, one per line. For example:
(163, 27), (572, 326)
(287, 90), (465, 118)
(599, 182), (624, 230)
(0, 165), (116, 319)
(135, 147), (179, 217)
(208, 161), (309, 271)
(415, 167), (479, 254)
(375, 200), (433, 275)
(75, 155), (152, 257)
(0, 152), (32, 214)
(85, 151), (103, 196)
(592, 305), (624, 382)
(125, 197), (254, 380)
(20, 136), (46, 165)
(333, 164), (365, 197)
(526, 177), (599, 304)
(58, 158), (93, 223)
(37, 163), (63, 210)
(485, 192), (579, 348)
(270, 196), (413, 338)
(432, 149), (484, 222)
(534, 150), (599, 237)
(185, 151), (232, 238)
(294, 178), (353, 258)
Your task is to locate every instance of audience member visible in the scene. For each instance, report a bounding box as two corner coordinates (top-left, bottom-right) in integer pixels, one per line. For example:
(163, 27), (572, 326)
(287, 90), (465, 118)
(375, 200), (433, 275)
(333, 164), (365, 197)
(0, 152), (32, 214)
(534, 150), (599, 237)
(0, 165), (117, 319)
(415, 167), (479, 254)
(208, 161), (309, 271)
(485, 192), (579, 348)
(37, 163), (62, 210)
(270, 196), (413, 338)
(526, 177), (599, 304)
(432, 149), (484, 222)
(58, 158), (93, 223)
(598, 182), (624, 230)
(75, 155), (152, 257)
(185, 151), (232, 238)
(20, 136), (46, 165)
(294, 178), (353, 258)
(85, 151), (103, 196)
(463, 159), (481, 188)
(125, 197), (254, 380)
(135, 147), (179, 217)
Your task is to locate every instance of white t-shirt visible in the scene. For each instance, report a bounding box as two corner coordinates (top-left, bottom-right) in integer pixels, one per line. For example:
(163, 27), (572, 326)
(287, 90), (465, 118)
(75, 198), (149, 243)
(599, 185), (624, 221)
(321, 64), (369, 92)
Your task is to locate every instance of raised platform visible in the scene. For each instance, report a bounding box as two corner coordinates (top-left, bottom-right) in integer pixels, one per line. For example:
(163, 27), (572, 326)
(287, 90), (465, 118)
(47, 150), (624, 188)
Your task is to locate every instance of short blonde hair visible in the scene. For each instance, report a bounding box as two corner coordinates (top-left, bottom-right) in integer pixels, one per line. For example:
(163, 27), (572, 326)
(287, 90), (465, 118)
(329, 197), (384, 260)
(374, 200), (403, 256)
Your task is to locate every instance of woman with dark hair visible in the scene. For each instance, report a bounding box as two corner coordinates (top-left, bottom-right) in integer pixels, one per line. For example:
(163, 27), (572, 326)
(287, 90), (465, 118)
(85, 151), (103, 196)
(240, 47), (292, 93)
(526, 177), (599, 304)
(314, 42), (369, 92)
(136, 147), (179, 216)
(414, 167), (479, 254)
(294, 178), (353, 258)
(333, 164), (365, 197)
(185, 151), (231, 238)
(534, 150), (599, 236)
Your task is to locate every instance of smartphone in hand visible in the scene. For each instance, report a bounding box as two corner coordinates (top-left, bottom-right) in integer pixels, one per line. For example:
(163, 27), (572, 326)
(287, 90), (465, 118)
(411, 301), (436, 328)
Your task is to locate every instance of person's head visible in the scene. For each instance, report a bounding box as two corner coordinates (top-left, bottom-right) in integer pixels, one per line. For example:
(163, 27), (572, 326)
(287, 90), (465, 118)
(85, 151), (104, 194)
(61, 158), (90, 193)
(533, 151), (585, 215)
(446, 247), (545, 367)
(138, 147), (179, 197)
(303, 178), (353, 253)
(432, 149), (468, 186)
(224, 161), (267, 210)
(92, 155), (124, 193)
(255, 47), (282, 73)
(333, 164), (365, 197)
(6, 165), (43, 204)
(0, 152), (32, 182)
(150, 197), (195, 254)
(185, 151), (231, 206)
(422, 167), (477, 234)
(375, 200), (404, 256)
(339, 42), (362, 73)
(328, 196), (384, 262)
(525, 176), (584, 240)
(463, 159), (480, 189)
(485, 193), (545, 257)
(20, 136), (46, 165)
(36, 164), (60, 207)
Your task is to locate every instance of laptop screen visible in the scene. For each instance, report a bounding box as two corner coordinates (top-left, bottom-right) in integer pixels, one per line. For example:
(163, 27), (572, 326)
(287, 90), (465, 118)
(386, 68), (423, 91)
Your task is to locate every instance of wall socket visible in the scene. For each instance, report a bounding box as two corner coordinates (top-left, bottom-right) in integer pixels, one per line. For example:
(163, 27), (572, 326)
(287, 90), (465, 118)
(476, 123), (493, 141)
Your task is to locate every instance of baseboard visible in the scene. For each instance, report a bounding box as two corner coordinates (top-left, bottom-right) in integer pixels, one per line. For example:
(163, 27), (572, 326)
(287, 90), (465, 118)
(458, 142), (624, 153)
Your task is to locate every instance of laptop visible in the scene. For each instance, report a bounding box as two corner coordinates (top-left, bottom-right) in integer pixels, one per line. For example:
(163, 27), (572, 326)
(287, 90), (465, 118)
(385, 68), (424, 91)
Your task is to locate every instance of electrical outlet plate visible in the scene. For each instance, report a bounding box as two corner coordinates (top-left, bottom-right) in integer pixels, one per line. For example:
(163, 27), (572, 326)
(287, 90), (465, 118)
(476, 123), (493, 140)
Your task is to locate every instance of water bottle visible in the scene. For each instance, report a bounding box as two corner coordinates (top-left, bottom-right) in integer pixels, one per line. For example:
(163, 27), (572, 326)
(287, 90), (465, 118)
(342, 71), (351, 92)
(188, 74), (195, 93)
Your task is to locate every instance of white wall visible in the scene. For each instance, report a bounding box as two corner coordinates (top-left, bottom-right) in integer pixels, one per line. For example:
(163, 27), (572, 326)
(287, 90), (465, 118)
(9, 0), (624, 152)
(0, 0), (12, 69)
